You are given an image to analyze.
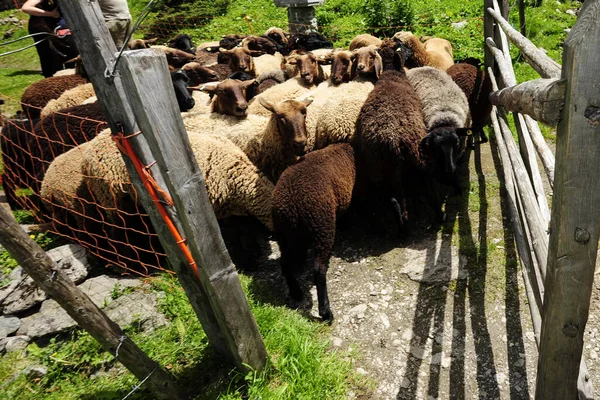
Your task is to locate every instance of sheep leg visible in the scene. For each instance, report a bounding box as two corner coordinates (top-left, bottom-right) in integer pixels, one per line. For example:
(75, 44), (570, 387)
(313, 234), (334, 323)
(390, 196), (406, 236)
(278, 238), (307, 303)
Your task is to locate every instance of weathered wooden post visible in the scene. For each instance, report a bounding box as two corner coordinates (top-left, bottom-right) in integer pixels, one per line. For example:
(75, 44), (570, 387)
(536, 1), (600, 398)
(0, 205), (183, 399)
(58, 0), (267, 372)
(274, 0), (323, 34)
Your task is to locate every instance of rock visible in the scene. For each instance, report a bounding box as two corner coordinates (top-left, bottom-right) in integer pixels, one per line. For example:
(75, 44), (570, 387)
(25, 365), (48, 380)
(591, 350), (598, 360)
(451, 20), (468, 30)
(430, 352), (442, 365)
(0, 316), (20, 338)
(17, 276), (142, 338)
(513, 358), (525, 368)
(441, 356), (452, 369)
(410, 346), (426, 360)
(400, 377), (411, 388)
(356, 367), (368, 375)
(402, 329), (413, 341)
(1, 335), (30, 353)
(382, 239), (467, 283)
(103, 291), (168, 332)
(525, 331), (536, 343)
(379, 314), (390, 329)
(349, 303), (367, 317)
(0, 245), (91, 314)
(332, 337), (343, 347)
(495, 372), (506, 385)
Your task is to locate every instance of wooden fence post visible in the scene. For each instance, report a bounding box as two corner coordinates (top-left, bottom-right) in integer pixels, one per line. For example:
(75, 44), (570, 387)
(484, 0), (495, 71)
(536, 1), (600, 398)
(117, 49), (268, 371)
(0, 206), (183, 399)
(58, 0), (267, 370)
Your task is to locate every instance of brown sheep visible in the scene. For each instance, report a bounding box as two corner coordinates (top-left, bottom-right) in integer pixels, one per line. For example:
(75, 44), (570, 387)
(353, 40), (427, 235)
(447, 59), (493, 145)
(393, 32), (454, 71)
(219, 46), (258, 75)
(272, 143), (356, 322)
(20, 75), (89, 120)
(349, 34), (382, 51)
(127, 37), (158, 50)
(320, 49), (353, 85)
(423, 38), (454, 71)
(193, 78), (257, 118)
(284, 51), (328, 85)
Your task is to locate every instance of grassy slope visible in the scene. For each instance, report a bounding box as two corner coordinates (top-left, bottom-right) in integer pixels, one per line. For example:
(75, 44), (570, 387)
(0, 0), (580, 398)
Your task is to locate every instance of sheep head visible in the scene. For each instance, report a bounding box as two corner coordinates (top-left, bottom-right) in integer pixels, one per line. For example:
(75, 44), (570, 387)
(259, 97), (314, 156)
(285, 52), (326, 85)
(127, 37), (158, 50)
(420, 126), (472, 189)
(171, 70), (195, 112)
(180, 62), (219, 86)
(197, 78), (256, 118)
(350, 45), (382, 80)
(219, 47), (256, 75)
(327, 50), (353, 85)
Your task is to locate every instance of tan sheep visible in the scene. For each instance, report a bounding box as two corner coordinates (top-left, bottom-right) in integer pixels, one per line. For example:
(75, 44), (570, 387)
(40, 83), (96, 118)
(349, 34), (382, 51)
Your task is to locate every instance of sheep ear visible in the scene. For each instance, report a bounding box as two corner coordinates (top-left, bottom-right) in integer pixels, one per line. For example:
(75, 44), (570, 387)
(318, 53), (333, 65)
(259, 97), (277, 113)
(302, 96), (314, 107)
(248, 49), (263, 57)
(419, 133), (434, 157)
(456, 128), (473, 137)
(219, 47), (230, 54)
(374, 53), (383, 79)
(200, 84), (221, 95)
(350, 57), (358, 80)
(146, 37), (159, 45)
(242, 79), (257, 88)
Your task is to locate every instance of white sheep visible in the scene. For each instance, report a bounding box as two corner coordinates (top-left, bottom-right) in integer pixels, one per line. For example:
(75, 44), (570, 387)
(82, 129), (276, 230)
(248, 77), (313, 117)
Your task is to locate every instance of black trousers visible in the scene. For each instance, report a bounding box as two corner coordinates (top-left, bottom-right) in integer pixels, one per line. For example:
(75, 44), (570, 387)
(28, 17), (62, 77)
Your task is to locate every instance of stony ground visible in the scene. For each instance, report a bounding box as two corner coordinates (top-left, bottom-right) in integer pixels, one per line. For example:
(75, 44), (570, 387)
(247, 140), (600, 399)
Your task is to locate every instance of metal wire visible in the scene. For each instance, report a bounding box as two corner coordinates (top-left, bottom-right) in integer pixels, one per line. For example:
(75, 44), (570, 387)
(0, 32), (55, 47)
(0, 37), (49, 57)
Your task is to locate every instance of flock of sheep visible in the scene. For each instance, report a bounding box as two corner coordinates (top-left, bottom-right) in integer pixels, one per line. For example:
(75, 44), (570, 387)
(0, 27), (493, 322)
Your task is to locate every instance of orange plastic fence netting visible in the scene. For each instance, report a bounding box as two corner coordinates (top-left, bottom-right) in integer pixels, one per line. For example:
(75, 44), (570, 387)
(0, 93), (170, 277)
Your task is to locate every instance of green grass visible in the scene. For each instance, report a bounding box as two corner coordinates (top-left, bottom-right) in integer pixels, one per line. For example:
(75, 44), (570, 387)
(0, 274), (364, 399)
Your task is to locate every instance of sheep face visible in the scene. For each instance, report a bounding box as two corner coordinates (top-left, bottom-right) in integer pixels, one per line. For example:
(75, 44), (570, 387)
(328, 50), (352, 85)
(260, 97), (314, 156)
(171, 70), (196, 112)
(286, 52), (325, 85)
(350, 46), (382, 80)
(169, 34), (195, 55)
(180, 62), (219, 86)
(420, 126), (471, 184)
(219, 47), (256, 75)
(201, 79), (256, 118)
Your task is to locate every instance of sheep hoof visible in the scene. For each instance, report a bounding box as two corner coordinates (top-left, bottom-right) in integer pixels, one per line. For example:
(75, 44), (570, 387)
(320, 310), (334, 324)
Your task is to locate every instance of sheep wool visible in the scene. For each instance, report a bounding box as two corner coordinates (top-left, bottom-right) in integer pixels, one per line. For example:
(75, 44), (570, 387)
(82, 129), (275, 230)
(446, 62), (492, 133)
(21, 75), (89, 119)
(40, 83), (96, 118)
(248, 77), (313, 117)
(406, 66), (471, 130)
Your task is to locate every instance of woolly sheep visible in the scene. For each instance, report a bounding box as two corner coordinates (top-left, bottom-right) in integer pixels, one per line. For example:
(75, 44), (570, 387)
(188, 78), (257, 117)
(169, 34), (195, 54)
(253, 52), (285, 77)
(247, 77), (314, 117)
(241, 35), (281, 55)
(313, 79), (375, 149)
(264, 27), (289, 46)
(20, 75), (89, 119)
(353, 41), (427, 234)
(40, 83), (95, 118)
(185, 97), (313, 182)
(423, 38), (454, 71)
(446, 60), (493, 145)
(272, 143), (356, 322)
(284, 51), (329, 85)
(82, 129), (276, 230)
(349, 34), (382, 51)
(407, 66), (471, 202)
(283, 32), (332, 55)
(256, 69), (287, 94)
(127, 37), (158, 50)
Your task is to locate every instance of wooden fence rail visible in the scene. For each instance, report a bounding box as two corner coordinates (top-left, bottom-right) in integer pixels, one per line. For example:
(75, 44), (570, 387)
(486, 0), (600, 398)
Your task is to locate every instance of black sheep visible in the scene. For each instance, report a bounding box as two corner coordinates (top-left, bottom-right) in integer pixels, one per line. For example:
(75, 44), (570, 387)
(272, 143), (356, 322)
(169, 33), (196, 54)
(283, 32), (333, 55)
(353, 40), (427, 235)
(170, 70), (196, 112)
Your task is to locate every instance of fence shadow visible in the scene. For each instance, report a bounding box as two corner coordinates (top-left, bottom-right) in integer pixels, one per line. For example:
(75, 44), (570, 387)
(396, 146), (504, 399)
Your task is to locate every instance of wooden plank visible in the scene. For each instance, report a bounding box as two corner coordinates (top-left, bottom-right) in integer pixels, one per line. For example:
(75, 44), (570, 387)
(117, 50), (267, 371)
(0, 205), (182, 399)
(536, 1), (600, 398)
(58, 0), (234, 359)
(524, 115), (555, 189)
(487, 6), (562, 78)
(484, 0), (495, 71)
(488, 77), (566, 128)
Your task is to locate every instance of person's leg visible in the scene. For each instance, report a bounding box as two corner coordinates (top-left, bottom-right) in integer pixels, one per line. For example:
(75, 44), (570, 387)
(105, 19), (131, 49)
